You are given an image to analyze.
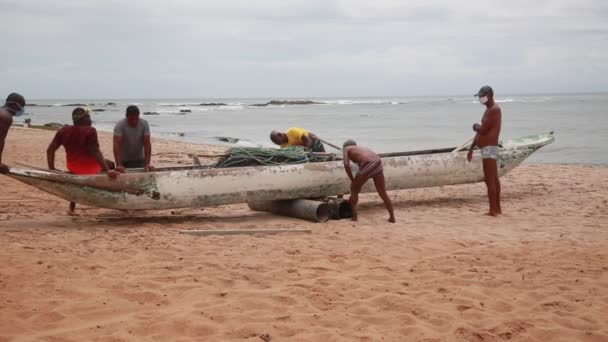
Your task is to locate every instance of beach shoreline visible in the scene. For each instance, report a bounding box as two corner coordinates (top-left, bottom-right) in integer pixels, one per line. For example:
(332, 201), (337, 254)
(0, 128), (606, 341)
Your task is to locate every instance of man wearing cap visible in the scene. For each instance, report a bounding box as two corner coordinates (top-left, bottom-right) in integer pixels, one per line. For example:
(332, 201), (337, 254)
(468, 85), (502, 216)
(0, 93), (26, 174)
(113, 105), (154, 172)
(47, 107), (118, 213)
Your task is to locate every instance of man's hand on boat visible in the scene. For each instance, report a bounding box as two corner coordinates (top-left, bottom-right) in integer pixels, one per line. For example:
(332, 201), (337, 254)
(467, 149), (473, 162)
(0, 163), (9, 174)
(106, 170), (119, 179)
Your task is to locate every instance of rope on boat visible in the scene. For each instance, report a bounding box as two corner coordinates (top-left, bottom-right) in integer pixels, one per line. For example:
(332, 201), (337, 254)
(214, 146), (334, 168)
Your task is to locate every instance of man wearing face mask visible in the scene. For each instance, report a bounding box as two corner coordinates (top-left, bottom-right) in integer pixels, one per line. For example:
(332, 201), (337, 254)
(467, 85), (502, 216)
(0, 93), (26, 174)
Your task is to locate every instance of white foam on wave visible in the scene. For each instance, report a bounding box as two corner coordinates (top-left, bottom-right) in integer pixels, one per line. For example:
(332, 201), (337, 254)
(157, 102), (200, 107)
(322, 99), (403, 105)
(218, 105), (245, 111)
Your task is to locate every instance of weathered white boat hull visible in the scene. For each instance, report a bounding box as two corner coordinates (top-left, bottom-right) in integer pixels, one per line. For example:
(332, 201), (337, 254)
(6, 133), (554, 211)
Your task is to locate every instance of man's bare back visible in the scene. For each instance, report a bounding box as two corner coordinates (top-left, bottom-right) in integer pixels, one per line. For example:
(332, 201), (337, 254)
(344, 145), (380, 166)
(0, 107), (14, 174)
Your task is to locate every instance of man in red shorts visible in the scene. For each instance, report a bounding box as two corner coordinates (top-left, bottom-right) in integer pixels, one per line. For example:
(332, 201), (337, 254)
(47, 107), (118, 213)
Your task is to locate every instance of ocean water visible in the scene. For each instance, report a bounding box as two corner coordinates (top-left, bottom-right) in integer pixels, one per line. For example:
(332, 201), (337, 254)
(19, 93), (608, 164)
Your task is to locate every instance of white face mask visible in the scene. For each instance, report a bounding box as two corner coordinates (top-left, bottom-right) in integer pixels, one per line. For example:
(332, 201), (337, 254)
(479, 96), (488, 104)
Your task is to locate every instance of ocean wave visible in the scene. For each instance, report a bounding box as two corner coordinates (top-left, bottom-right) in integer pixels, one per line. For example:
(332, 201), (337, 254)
(250, 100), (322, 107)
(459, 97), (557, 104)
(157, 102), (232, 107)
(47, 102), (118, 107)
(322, 99), (403, 105)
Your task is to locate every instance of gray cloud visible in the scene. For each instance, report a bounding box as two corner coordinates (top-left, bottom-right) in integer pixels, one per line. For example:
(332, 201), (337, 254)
(1, 0), (606, 98)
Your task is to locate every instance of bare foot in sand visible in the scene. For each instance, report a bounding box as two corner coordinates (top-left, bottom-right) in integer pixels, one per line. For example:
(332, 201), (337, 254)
(389, 216), (396, 223)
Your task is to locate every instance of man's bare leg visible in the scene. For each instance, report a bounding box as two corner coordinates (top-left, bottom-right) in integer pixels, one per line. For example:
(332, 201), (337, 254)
(69, 201), (76, 215)
(373, 174), (395, 223)
(496, 174), (502, 214)
(349, 176), (367, 221)
(482, 158), (499, 216)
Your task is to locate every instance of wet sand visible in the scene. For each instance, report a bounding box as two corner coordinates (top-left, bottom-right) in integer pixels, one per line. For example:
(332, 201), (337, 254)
(1, 127), (607, 341)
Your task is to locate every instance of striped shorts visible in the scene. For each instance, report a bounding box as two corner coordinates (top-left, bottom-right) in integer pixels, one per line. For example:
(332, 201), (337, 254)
(357, 159), (383, 179)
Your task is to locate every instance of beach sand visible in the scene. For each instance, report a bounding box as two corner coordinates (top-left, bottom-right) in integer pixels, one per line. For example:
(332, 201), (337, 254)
(0, 127), (607, 341)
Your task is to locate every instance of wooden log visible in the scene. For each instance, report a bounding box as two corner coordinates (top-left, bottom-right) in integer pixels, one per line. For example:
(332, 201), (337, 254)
(179, 228), (312, 236)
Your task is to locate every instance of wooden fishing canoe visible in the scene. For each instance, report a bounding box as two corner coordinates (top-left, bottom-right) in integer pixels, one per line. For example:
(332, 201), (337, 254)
(5, 133), (555, 211)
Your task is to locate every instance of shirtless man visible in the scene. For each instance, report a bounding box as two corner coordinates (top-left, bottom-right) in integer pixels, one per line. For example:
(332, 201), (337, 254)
(0, 93), (26, 174)
(467, 85), (502, 216)
(342, 139), (395, 223)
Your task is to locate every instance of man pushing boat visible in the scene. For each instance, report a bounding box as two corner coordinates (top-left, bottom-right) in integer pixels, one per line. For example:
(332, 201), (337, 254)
(342, 139), (396, 223)
(0, 93), (26, 174)
(113, 105), (155, 172)
(270, 127), (326, 152)
(47, 107), (118, 214)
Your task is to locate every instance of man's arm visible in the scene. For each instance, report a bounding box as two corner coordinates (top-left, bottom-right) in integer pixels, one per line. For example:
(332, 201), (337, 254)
(0, 114), (13, 173)
(87, 145), (118, 179)
(467, 135), (477, 162)
(143, 134), (154, 171)
(113, 135), (123, 169)
(46, 136), (61, 170)
(474, 107), (500, 135)
(343, 148), (354, 181)
(87, 130), (117, 178)
(301, 134), (314, 149)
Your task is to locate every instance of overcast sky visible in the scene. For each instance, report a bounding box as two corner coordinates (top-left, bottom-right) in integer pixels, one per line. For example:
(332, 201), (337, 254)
(1, 0), (606, 99)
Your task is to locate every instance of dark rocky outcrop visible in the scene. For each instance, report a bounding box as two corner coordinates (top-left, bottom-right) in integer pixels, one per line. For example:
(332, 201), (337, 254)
(44, 122), (66, 129)
(92, 109), (106, 112)
(61, 103), (93, 107)
(143, 111), (160, 115)
(250, 100), (322, 107)
(198, 103), (227, 106)
(179, 109), (192, 113)
(214, 136), (240, 144)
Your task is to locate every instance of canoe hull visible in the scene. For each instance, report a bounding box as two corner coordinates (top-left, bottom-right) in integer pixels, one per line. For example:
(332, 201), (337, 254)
(7, 133), (555, 211)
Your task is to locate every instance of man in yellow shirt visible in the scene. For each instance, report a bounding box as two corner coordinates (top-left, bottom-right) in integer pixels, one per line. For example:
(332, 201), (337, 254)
(270, 127), (326, 152)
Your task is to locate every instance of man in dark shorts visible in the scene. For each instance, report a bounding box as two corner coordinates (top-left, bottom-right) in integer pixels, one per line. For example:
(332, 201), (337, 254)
(342, 139), (395, 223)
(0, 93), (26, 174)
(113, 105), (154, 172)
(47, 107), (118, 213)
(467, 85), (502, 216)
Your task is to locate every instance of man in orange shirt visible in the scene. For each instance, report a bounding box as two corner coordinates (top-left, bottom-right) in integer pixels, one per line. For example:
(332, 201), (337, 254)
(47, 107), (118, 213)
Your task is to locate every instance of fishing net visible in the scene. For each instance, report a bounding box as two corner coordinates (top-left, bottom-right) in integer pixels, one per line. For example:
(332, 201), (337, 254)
(214, 146), (336, 168)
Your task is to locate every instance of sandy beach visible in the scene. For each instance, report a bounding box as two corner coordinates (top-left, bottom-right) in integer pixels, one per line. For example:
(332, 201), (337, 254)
(0, 127), (606, 341)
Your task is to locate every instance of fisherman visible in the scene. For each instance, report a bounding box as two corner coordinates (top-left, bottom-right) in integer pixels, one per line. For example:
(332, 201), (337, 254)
(342, 139), (395, 223)
(270, 127), (326, 152)
(113, 105), (154, 172)
(0, 93), (26, 174)
(47, 107), (118, 214)
(467, 85), (502, 216)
